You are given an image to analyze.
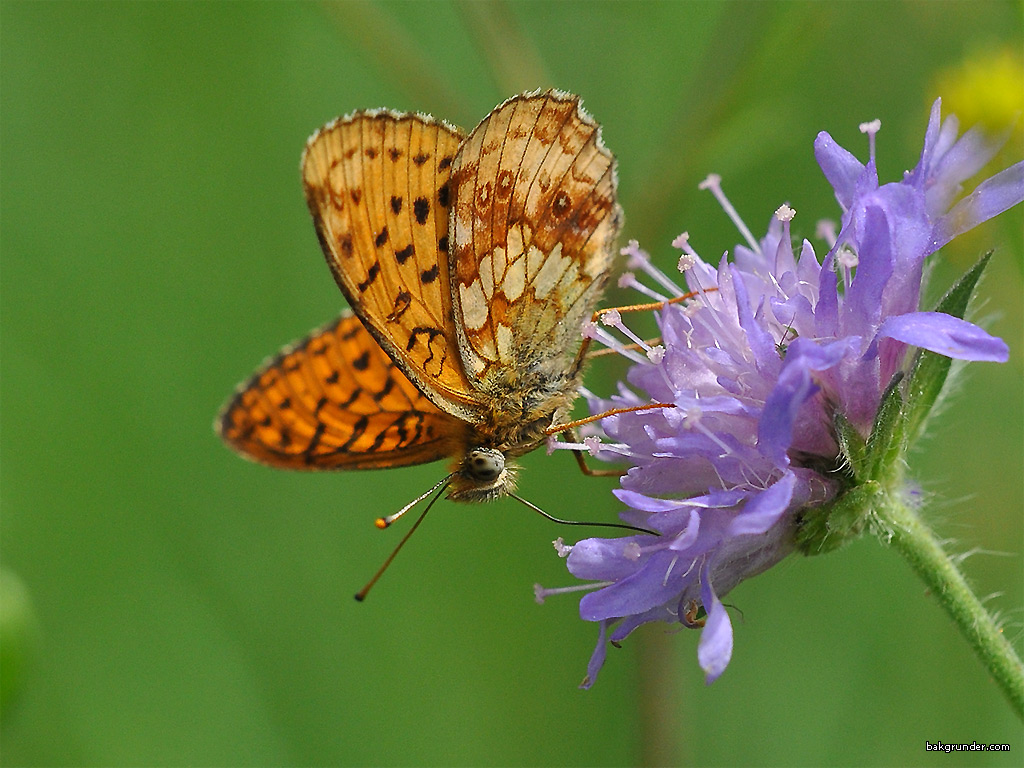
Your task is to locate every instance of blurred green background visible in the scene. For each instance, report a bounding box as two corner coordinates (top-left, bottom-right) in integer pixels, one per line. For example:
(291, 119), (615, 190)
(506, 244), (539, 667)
(2, 1), (1022, 765)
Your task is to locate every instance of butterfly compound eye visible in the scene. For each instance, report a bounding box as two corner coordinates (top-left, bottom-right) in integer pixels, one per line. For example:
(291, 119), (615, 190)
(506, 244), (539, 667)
(465, 448), (504, 482)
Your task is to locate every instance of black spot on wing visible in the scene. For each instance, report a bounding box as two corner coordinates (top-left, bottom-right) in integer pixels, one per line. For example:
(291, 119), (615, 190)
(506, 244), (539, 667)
(413, 197), (429, 225)
(303, 422), (327, 464)
(337, 415), (369, 452)
(371, 376), (396, 403)
(357, 262), (380, 292)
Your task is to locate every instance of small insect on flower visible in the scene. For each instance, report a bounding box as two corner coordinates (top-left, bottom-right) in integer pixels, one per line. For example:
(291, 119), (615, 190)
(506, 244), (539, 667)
(216, 90), (642, 594)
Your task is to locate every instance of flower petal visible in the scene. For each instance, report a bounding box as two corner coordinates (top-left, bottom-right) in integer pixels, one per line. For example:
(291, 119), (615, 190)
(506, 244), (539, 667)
(815, 131), (864, 209)
(567, 536), (649, 581)
(731, 265), (778, 373)
(931, 161), (1024, 251)
(876, 311), (1009, 362)
(758, 337), (853, 465)
(697, 566), (733, 684)
(579, 620), (610, 690)
(727, 472), (796, 535)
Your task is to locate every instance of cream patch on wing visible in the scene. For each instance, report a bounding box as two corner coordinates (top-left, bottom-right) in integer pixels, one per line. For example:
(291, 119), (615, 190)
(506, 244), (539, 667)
(495, 323), (514, 362)
(531, 242), (568, 298)
(460, 279), (488, 330)
(502, 256), (526, 301)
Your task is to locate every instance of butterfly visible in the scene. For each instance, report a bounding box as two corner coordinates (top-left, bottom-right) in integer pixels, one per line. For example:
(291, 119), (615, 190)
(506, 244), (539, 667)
(217, 89), (621, 510)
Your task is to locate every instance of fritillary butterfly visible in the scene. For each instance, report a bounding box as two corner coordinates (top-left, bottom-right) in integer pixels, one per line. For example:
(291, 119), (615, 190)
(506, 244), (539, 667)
(217, 90), (621, 505)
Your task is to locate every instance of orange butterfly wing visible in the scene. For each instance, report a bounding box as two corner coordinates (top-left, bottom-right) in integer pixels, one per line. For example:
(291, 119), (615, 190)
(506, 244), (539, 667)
(448, 90), (622, 380)
(217, 312), (467, 470)
(301, 112), (486, 423)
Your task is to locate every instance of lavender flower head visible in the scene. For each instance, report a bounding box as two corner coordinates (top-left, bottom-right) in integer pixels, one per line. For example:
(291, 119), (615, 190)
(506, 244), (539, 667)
(538, 100), (1023, 688)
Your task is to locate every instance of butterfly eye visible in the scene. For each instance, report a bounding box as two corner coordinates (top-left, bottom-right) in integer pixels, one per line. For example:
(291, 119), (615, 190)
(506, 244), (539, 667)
(465, 449), (504, 482)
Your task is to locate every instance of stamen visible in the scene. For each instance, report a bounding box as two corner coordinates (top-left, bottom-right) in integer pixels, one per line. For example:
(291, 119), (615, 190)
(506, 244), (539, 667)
(859, 118), (881, 163)
(600, 308), (666, 363)
(582, 321), (648, 364)
(623, 541), (642, 561)
(533, 581), (613, 604)
(546, 436), (574, 454)
(547, 434), (635, 458)
(620, 239), (651, 269)
(682, 405), (703, 429)
(663, 554), (680, 586)
(546, 435), (605, 456)
(816, 219), (838, 248)
(677, 253), (697, 272)
(774, 204), (796, 222)
(699, 173), (761, 255)
(836, 245), (858, 290)
(624, 238), (687, 296)
(689, 416), (735, 456)
(618, 271), (669, 302)
(836, 247), (859, 269)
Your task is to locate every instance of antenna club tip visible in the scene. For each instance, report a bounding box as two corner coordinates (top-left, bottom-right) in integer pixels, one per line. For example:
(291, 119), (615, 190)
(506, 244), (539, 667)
(353, 592), (366, 602)
(374, 517), (389, 529)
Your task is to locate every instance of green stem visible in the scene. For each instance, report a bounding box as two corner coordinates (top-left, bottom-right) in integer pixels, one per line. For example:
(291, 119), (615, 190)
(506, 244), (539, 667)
(876, 494), (1024, 719)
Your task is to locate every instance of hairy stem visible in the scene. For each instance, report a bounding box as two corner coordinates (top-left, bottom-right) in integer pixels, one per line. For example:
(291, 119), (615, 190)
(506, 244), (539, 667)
(876, 495), (1024, 719)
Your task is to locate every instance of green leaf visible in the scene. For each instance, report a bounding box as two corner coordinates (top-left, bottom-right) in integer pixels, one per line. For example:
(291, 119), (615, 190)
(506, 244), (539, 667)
(864, 371), (906, 482)
(904, 252), (994, 443)
(833, 410), (868, 479)
(796, 481), (881, 555)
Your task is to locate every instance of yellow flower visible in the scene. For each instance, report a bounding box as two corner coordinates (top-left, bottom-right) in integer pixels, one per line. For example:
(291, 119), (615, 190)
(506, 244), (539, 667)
(934, 46), (1024, 138)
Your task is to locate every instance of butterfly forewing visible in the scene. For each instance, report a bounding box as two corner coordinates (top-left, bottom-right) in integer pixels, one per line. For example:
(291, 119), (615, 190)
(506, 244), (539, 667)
(301, 113), (485, 423)
(448, 91), (621, 380)
(218, 312), (466, 469)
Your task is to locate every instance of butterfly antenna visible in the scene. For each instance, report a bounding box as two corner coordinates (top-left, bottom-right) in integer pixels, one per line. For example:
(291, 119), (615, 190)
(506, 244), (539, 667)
(374, 473), (454, 529)
(354, 475), (452, 602)
(508, 493), (659, 536)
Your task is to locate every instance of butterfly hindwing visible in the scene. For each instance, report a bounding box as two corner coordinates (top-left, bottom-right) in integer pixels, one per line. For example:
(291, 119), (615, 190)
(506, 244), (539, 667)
(217, 312), (467, 470)
(447, 90), (622, 381)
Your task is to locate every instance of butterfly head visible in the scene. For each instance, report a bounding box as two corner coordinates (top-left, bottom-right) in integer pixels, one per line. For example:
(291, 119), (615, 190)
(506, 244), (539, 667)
(447, 447), (517, 502)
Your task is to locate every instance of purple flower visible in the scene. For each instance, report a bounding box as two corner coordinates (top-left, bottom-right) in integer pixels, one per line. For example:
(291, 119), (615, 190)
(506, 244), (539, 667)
(539, 100), (1021, 688)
